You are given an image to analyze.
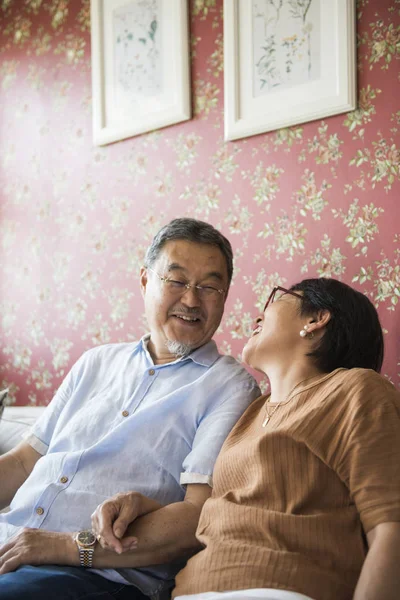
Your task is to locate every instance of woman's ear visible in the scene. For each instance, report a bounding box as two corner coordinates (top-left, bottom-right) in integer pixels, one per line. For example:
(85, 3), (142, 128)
(307, 309), (331, 334)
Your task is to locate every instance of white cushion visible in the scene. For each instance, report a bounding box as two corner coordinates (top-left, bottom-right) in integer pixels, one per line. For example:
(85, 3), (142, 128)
(0, 407), (46, 455)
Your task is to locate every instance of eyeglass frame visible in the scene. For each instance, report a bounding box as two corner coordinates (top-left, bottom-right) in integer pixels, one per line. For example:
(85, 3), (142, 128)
(146, 267), (226, 299)
(263, 286), (303, 312)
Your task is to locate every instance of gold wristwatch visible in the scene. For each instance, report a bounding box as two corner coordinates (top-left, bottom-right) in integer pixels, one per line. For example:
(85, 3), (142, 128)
(75, 530), (97, 567)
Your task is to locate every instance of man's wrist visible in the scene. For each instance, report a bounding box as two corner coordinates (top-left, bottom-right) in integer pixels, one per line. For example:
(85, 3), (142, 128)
(70, 532), (82, 565)
(73, 530), (97, 567)
(136, 492), (146, 516)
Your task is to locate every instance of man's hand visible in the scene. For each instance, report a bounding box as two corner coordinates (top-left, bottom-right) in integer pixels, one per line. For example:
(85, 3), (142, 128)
(91, 491), (164, 554)
(91, 492), (143, 554)
(89, 484), (210, 567)
(0, 528), (77, 575)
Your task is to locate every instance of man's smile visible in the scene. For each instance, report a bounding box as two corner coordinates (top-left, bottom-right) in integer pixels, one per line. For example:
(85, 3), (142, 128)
(170, 312), (202, 325)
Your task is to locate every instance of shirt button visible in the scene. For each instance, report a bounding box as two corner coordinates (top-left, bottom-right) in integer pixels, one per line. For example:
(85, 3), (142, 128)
(149, 369), (155, 376)
(122, 410), (129, 417)
(60, 476), (68, 484)
(36, 507), (44, 515)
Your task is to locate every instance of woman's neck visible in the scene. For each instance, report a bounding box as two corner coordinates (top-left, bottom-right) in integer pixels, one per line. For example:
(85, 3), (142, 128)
(266, 362), (325, 404)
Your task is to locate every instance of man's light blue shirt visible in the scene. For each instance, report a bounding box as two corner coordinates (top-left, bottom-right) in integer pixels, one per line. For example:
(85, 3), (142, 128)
(0, 336), (260, 598)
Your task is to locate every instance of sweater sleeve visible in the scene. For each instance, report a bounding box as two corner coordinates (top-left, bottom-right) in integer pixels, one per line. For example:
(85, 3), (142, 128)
(333, 371), (400, 533)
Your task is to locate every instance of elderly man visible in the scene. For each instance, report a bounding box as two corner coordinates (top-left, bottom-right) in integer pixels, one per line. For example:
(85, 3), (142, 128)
(0, 218), (259, 600)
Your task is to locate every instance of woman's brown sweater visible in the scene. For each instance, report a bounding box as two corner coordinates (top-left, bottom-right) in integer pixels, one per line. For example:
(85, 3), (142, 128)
(174, 368), (400, 600)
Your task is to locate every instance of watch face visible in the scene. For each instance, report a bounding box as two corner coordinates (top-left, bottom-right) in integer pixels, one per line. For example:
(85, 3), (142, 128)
(77, 530), (96, 546)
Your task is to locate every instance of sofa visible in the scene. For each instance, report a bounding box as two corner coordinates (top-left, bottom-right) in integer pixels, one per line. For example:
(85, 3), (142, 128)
(0, 405), (46, 457)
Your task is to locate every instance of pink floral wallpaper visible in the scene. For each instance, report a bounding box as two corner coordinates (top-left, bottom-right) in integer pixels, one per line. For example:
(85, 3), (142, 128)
(0, 0), (399, 406)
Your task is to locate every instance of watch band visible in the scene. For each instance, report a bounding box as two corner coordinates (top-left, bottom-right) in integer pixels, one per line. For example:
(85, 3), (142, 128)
(78, 547), (95, 568)
(75, 530), (96, 568)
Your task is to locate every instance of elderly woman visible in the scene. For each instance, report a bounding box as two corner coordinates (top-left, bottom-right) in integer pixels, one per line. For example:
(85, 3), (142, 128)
(93, 278), (400, 600)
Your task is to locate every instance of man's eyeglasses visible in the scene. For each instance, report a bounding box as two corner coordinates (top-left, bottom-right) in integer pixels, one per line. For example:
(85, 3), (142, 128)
(263, 286), (303, 311)
(147, 267), (225, 300)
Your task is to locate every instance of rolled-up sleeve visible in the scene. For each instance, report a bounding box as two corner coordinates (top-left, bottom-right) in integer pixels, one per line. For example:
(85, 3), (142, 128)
(23, 352), (86, 454)
(180, 383), (260, 487)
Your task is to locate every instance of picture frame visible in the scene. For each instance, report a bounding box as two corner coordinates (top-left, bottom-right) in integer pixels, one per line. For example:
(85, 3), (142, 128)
(224, 0), (357, 141)
(91, 0), (191, 146)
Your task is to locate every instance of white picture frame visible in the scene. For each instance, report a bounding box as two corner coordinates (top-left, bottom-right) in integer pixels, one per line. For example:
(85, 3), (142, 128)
(224, 0), (357, 141)
(91, 0), (191, 146)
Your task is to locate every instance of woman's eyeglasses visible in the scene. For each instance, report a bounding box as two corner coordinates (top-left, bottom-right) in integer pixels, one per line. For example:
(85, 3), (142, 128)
(263, 286), (303, 311)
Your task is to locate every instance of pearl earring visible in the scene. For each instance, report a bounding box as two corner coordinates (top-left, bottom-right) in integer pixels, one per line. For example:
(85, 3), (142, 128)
(299, 325), (309, 338)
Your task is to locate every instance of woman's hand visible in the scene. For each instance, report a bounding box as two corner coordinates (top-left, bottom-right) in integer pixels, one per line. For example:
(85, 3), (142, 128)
(91, 492), (142, 554)
(91, 492), (163, 554)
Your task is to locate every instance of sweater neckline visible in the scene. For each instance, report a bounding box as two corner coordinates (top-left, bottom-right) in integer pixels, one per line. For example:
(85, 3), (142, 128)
(265, 367), (347, 407)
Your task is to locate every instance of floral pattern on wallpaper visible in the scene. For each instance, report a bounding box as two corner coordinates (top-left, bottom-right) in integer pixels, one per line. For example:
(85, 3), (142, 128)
(0, 0), (399, 405)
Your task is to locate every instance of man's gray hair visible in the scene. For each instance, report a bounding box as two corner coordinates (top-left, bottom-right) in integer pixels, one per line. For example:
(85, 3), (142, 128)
(144, 218), (233, 285)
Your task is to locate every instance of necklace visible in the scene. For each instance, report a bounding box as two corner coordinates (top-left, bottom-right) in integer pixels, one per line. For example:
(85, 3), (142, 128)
(262, 374), (321, 427)
(262, 402), (281, 427)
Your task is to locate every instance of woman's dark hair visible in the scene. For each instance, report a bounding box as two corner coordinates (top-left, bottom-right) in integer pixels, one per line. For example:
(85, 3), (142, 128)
(290, 278), (384, 373)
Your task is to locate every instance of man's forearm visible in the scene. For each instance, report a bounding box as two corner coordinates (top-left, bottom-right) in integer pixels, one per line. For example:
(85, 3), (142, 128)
(0, 487), (209, 574)
(93, 500), (202, 568)
(0, 451), (31, 509)
(353, 522), (400, 600)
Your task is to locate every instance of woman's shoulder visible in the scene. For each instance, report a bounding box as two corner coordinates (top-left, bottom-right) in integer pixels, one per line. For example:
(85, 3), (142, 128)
(330, 367), (400, 410)
(334, 367), (395, 389)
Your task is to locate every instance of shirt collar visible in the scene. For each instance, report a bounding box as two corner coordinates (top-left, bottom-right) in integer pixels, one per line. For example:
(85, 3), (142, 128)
(187, 340), (221, 367)
(138, 334), (221, 368)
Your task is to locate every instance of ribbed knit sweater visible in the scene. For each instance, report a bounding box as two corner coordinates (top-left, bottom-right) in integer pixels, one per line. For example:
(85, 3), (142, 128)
(174, 368), (400, 600)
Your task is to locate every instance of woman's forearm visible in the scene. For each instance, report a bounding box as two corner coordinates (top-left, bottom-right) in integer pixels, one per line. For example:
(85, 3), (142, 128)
(353, 522), (400, 600)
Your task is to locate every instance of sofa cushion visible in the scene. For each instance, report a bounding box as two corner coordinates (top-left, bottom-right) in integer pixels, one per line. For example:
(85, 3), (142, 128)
(0, 406), (46, 455)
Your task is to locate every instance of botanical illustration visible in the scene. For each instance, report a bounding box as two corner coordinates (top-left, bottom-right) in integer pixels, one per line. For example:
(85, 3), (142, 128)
(252, 0), (321, 96)
(113, 0), (161, 107)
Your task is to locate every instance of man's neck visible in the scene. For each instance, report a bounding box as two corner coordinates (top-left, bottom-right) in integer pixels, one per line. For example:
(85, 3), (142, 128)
(146, 337), (197, 365)
(146, 338), (177, 365)
(153, 356), (178, 365)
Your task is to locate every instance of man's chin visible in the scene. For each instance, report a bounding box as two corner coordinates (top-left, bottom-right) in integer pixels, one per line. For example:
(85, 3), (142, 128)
(165, 339), (195, 358)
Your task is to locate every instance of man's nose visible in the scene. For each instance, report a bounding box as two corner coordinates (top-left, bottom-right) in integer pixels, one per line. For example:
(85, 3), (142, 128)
(180, 285), (202, 307)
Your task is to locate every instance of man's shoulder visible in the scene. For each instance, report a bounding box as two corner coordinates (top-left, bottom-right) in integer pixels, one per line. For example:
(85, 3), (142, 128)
(215, 352), (249, 370)
(209, 353), (259, 392)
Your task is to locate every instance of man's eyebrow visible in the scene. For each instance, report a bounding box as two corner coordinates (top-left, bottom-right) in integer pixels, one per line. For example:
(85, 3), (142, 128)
(166, 263), (186, 273)
(166, 263), (224, 282)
